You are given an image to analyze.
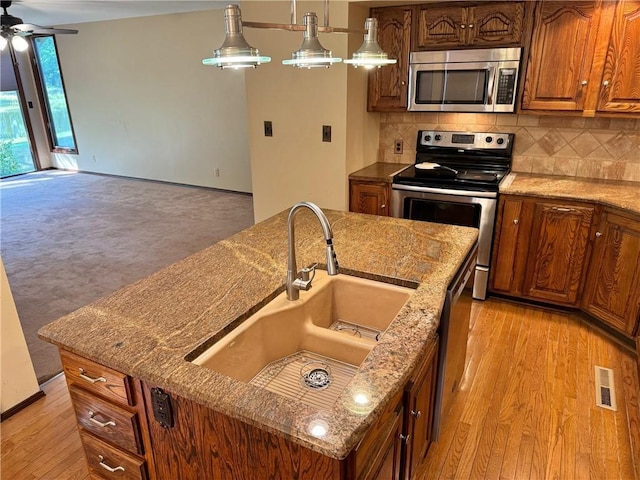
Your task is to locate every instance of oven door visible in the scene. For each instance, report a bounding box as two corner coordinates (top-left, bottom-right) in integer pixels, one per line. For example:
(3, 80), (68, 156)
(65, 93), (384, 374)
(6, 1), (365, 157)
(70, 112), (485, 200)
(392, 185), (497, 299)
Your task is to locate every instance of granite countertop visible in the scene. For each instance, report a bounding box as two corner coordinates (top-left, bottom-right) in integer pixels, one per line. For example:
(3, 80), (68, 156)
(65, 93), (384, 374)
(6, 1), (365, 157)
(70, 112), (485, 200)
(501, 173), (640, 216)
(38, 209), (477, 460)
(349, 162), (411, 183)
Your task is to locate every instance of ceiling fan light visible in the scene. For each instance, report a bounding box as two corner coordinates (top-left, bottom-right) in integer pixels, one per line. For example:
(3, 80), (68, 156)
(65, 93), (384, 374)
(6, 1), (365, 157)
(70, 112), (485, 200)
(344, 18), (396, 69)
(282, 12), (341, 69)
(0, 35), (7, 51)
(203, 4), (271, 69)
(11, 34), (28, 52)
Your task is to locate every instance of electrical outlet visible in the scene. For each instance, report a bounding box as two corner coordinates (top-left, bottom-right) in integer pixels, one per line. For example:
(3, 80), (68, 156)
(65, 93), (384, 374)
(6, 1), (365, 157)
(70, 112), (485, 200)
(264, 121), (273, 137)
(394, 139), (403, 154)
(322, 125), (331, 143)
(214, 168), (220, 177)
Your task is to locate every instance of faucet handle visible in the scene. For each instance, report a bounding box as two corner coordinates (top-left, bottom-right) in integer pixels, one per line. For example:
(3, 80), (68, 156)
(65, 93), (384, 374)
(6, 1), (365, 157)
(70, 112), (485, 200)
(293, 264), (317, 291)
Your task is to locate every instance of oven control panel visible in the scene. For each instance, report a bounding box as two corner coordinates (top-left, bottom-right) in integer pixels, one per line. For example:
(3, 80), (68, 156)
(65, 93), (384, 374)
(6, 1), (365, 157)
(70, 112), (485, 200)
(419, 131), (512, 150)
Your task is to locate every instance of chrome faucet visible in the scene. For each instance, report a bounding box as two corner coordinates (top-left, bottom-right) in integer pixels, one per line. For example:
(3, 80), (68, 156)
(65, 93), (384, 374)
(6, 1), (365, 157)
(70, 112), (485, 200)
(286, 202), (339, 301)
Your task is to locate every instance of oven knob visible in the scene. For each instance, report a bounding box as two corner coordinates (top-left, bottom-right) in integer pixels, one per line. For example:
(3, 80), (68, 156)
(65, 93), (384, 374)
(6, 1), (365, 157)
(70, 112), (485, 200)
(434, 134), (442, 141)
(497, 138), (505, 145)
(425, 135), (432, 142)
(485, 136), (493, 143)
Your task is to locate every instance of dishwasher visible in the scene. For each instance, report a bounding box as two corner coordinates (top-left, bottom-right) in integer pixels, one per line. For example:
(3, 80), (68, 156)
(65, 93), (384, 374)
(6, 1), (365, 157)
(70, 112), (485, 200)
(432, 243), (477, 440)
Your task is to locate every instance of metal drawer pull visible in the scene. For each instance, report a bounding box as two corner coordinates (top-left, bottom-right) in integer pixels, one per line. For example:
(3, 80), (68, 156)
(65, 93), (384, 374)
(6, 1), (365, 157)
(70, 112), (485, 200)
(513, 219), (519, 225)
(468, 23), (474, 28)
(88, 411), (116, 428)
(380, 204), (386, 209)
(410, 409), (421, 418)
(603, 80), (610, 87)
(552, 207), (574, 212)
(98, 455), (125, 473)
(595, 231), (602, 238)
(399, 433), (411, 443)
(79, 368), (106, 384)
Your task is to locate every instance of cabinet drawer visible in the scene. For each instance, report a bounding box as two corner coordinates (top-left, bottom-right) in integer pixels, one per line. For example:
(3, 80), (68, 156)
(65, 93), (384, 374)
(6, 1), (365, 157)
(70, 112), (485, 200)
(71, 385), (143, 454)
(61, 349), (133, 406)
(81, 431), (147, 480)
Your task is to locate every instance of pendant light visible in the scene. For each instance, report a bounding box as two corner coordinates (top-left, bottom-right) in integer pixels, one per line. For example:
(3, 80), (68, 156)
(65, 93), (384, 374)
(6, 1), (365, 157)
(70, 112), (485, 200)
(282, 12), (341, 69)
(344, 18), (397, 69)
(202, 5), (271, 70)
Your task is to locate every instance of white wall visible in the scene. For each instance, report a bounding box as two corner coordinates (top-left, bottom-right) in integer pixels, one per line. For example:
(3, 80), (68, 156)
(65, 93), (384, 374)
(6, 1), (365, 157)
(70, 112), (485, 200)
(0, 257), (40, 413)
(53, 9), (253, 192)
(242, 1), (378, 221)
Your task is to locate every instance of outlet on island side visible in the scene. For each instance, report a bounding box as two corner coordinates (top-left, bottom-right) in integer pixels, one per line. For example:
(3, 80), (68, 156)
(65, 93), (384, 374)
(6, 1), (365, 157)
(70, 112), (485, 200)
(322, 125), (331, 143)
(394, 139), (403, 154)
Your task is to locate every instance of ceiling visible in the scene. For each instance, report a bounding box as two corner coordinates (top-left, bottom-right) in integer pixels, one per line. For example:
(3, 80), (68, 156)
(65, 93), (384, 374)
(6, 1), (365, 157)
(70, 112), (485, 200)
(4, 1), (227, 27)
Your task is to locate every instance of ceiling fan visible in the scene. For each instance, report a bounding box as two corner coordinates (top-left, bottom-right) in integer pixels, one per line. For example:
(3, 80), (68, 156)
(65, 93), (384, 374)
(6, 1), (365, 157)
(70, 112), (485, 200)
(1, 0), (77, 52)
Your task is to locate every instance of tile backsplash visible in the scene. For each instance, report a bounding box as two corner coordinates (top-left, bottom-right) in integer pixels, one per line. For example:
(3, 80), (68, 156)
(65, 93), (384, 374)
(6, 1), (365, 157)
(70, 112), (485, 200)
(378, 113), (640, 182)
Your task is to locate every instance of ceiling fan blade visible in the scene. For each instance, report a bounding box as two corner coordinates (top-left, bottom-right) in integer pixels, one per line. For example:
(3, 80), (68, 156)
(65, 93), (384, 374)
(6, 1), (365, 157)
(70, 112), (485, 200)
(13, 23), (78, 35)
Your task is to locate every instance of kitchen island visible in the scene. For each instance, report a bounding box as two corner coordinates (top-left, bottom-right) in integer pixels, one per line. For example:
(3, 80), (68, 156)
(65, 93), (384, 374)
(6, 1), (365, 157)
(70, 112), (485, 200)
(38, 209), (478, 479)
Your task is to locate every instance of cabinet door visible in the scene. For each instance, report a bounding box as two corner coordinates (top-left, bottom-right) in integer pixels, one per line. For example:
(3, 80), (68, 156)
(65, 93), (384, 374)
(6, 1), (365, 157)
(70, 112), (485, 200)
(417, 5), (465, 49)
(368, 406), (404, 480)
(466, 2), (526, 46)
(521, 1), (602, 111)
(523, 202), (595, 305)
(490, 196), (532, 295)
(350, 181), (391, 216)
(597, 0), (640, 113)
(368, 7), (412, 112)
(582, 210), (640, 336)
(404, 340), (438, 480)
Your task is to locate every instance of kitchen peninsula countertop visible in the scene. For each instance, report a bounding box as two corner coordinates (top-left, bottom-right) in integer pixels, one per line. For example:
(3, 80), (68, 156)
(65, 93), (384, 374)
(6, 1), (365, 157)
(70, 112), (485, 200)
(501, 173), (640, 216)
(38, 209), (478, 460)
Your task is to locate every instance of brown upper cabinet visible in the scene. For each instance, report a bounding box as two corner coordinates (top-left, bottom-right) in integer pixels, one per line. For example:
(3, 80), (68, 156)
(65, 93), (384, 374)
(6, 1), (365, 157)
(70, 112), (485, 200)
(416, 2), (526, 49)
(367, 6), (412, 112)
(522, 0), (640, 115)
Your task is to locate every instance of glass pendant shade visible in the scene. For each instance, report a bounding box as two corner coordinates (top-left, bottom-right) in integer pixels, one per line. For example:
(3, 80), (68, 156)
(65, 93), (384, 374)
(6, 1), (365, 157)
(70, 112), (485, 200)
(344, 18), (396, 69)
(282, 12), (341, 69)
(11, 35), (28, 52)
(0, 35), (7, 51)
(202, 5), (271, 70)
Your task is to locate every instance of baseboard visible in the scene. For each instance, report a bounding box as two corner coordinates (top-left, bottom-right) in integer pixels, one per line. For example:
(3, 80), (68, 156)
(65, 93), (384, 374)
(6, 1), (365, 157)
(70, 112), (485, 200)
(0, 389), (46, 422)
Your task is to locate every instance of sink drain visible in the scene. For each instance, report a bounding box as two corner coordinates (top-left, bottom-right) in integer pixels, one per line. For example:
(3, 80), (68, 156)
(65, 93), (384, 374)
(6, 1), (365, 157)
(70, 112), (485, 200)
(301, 362), (332, 390)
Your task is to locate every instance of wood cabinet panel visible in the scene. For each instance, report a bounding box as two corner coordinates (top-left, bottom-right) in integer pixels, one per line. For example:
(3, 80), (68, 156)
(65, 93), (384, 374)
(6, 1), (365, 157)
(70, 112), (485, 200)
(597, 0), (640, 113)
(61, 350), (133, 406)
(403, 339), (438, 480)
(80, 431), (147, 480)
(417, 2), (525, 49)
(522, 1), (602, 111)
(523, 202), (595, 305)
(582, 210), (640, 335)
(368, 7), (412, 112)
(70, 385), (143, 455)
(467, 3), (526, 46)
(142, 384), (340, 480)
(367, 407), (403, 480)
(417, 6), (465, 48)
(349, 181), (391, 216)
(490, 197), (531, 294)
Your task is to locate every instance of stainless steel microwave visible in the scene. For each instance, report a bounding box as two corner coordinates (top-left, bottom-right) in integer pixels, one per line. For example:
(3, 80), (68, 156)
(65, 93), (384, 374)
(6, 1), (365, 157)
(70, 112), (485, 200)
(408, 47), (522, 113)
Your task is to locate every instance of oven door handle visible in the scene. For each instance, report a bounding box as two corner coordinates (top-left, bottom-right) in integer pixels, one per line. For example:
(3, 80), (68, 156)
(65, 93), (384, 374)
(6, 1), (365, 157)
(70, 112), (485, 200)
(486, 66), (496, 105)
(392, 183), (498, 199)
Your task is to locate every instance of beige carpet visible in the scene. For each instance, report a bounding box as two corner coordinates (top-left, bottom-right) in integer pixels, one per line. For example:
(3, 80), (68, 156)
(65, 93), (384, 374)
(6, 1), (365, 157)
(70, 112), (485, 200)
(0, 170), (254, 383)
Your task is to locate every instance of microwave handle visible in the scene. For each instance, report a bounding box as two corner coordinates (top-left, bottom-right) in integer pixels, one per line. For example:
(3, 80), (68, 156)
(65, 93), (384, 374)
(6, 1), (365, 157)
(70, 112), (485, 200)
(486, 66), (496, 105)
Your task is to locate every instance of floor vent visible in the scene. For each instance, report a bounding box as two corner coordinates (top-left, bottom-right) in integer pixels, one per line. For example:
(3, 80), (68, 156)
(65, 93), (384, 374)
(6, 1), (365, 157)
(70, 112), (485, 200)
(594, 366), (617, 411)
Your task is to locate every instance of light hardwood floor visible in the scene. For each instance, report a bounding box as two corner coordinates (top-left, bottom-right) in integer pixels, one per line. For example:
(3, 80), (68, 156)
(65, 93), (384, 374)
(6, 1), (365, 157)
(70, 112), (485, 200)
(2, 299), (639, 479)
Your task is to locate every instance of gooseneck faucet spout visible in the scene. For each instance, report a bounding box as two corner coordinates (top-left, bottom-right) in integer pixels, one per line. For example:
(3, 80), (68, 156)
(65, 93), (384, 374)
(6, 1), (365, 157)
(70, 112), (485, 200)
(286, 202), (339, 301)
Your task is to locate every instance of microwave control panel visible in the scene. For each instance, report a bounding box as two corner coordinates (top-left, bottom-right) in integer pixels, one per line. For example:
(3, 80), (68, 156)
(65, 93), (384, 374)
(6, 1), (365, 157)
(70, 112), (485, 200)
(496, 68), (517, 104)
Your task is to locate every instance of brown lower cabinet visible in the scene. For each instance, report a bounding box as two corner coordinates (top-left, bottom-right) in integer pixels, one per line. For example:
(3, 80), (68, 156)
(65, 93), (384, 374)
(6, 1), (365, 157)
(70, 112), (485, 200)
(60, 349), (156, 480)
(491, 194), (640, 337)
(62, 336), (439, 480)
(349, 180), (391, 216)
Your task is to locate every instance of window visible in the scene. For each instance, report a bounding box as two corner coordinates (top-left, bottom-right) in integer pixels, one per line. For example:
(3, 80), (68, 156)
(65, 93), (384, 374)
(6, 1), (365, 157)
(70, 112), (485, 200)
(31, 36), (77, 153)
